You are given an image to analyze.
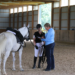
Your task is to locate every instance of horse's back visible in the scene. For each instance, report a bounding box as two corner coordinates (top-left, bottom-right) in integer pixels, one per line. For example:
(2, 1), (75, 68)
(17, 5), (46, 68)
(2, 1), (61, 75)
(0, 32), (16, 43)
(0, 32), (7, 55)
(0, 32), (16, 55)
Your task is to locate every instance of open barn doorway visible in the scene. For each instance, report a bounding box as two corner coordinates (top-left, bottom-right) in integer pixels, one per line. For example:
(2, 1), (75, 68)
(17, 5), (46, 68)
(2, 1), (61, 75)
(39, 3), (52, 32)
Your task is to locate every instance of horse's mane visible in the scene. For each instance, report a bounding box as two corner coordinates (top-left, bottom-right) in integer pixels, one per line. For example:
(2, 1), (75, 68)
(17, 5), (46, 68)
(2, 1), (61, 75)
(18, 27), (25, 31)
(18, 27), (28, 37)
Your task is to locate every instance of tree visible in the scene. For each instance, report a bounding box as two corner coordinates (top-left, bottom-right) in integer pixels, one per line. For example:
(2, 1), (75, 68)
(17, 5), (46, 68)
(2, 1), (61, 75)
(40, 3), (51, 30)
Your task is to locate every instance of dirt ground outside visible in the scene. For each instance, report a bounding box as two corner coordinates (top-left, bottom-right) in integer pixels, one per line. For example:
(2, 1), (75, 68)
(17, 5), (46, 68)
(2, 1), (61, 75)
(2, 41), (75, 75)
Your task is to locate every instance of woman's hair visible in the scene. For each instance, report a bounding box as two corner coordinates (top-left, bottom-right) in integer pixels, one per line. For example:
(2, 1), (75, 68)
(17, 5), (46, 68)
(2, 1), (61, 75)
(44, 23), (51, 27)
(36, 24), (42, 29)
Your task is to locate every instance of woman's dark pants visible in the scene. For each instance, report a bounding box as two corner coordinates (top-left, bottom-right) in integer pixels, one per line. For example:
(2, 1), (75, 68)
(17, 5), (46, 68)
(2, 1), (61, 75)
(46, 42), (55, 70)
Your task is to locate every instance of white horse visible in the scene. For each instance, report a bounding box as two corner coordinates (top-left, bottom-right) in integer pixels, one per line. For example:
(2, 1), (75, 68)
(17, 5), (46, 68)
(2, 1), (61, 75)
(0, 25), (29, 75)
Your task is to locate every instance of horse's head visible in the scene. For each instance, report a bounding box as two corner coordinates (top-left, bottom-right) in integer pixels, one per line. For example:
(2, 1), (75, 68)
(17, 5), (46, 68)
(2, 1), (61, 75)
(18, 24), (30, 41)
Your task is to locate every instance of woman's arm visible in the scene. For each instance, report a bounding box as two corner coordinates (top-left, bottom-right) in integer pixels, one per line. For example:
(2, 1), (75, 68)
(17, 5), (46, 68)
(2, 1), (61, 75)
(41, 32), (50, 42)
(33, 38), (36, 46)
(33, 35), (36, 46)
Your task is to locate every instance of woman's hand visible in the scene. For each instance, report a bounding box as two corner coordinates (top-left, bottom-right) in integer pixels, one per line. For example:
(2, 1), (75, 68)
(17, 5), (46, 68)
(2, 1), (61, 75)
(42, 36), (44, 38)
(34, 42), (36, 46)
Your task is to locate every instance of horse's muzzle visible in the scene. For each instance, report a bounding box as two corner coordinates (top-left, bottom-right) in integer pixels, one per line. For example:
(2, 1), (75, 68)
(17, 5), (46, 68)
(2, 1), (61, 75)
(26, 38), (30, 41)
(24, 37), (30, 41)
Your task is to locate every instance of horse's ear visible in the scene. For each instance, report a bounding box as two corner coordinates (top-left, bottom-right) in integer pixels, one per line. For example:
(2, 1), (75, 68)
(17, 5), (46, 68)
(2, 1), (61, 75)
(27, 24), (30, 28)
(23, 24), (26, 27)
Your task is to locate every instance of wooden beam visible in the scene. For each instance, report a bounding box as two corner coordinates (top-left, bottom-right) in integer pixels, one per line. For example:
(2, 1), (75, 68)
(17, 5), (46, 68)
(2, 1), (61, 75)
(0, 1), (60, 9)
(27, 5), (28, 26)
(68, 0), (70, 30)
(22, 6), (23, 27)
(37, 6), (39, 27)
(0, 0), (59, 2)
(13, 8), (15, 28)
(51, 2), (54, 27)
(9, 9), (11, 27)
(32, 0), (59, 1)
(32, 5), (34, 29)
(17, 7), (19, 29)
(59, 0), (61, 30)
(0, 1), (45, 6)
(0, 5), (26, 9)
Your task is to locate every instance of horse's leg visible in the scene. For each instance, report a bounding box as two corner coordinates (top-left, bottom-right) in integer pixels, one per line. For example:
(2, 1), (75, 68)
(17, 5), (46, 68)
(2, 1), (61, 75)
(0, 55), (1, 75)
(12, 52), (16, 71)
(19, 47), (24, 71)
(3, 51), (10, 75)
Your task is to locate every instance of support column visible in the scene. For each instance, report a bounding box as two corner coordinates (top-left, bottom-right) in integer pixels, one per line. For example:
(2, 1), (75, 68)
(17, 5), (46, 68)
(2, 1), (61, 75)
(68, 0), (70, 30)
(51, 2), (54, 27)
(32, 5), (34, 29)
(9, 9), (11, 27)
(17, 7), (19, 29)
(59, 0), (61, 30)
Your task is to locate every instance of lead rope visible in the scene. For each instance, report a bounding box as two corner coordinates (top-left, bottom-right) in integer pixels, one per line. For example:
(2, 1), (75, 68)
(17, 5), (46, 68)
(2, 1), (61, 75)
(17, 40), (26, 52)
(17, 44), (22, 52)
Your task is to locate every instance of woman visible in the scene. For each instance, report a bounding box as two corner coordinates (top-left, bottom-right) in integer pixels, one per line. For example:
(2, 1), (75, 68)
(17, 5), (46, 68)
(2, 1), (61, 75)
(41, 23), (55, 71)
(32, 24), (45, 69)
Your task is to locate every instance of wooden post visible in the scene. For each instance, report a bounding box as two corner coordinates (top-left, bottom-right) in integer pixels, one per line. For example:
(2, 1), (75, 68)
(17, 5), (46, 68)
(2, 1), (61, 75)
(13, 8), (15, 28)
(38, 5), (39, 24)
(68, 0), (70, 30)
(27, 5), (28, 26)
(17, 7), (19, 29)
(32, 5), (34, 29)
(22, 6), (23, 27)
(59, 0), (61, 30)
(51, 2), (54, 27)
(9, 9), (11, 27)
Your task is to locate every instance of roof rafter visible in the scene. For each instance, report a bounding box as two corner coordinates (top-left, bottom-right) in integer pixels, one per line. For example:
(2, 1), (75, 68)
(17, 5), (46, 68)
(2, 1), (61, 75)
(0, 0), (59, 9)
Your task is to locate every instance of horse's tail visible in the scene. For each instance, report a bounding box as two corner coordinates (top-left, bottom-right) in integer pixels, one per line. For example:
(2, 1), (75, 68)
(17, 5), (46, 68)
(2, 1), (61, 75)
(0, 33), (7, 75)
(0, 33), (7, 56)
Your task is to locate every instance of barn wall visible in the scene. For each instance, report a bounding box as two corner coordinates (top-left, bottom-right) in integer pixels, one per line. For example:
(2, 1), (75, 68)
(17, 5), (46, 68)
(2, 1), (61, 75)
(10, 6), (38, 30)
(29, 29), (37, 39)
(10, 10), (38, 29)
(55, 30), (75, 43)
(53, 2), (75, 30)
(52, 1), (75, 43)
(29, 30), (75, 44)
(0, 9), (9, 32)
(0, 2), (75, 44)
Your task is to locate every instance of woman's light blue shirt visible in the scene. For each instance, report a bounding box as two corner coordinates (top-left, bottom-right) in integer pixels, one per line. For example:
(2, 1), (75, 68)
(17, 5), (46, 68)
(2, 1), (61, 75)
(41, 28), (55, 45)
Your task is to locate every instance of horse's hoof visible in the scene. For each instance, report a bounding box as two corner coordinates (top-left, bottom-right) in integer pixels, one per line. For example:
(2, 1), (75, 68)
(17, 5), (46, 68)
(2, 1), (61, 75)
(3, 73), (7, 75)
(12, 68), (16, 71)
(20, 68), (24, 71)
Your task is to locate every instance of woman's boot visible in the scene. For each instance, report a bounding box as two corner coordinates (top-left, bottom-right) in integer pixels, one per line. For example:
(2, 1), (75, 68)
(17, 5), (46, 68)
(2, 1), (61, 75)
(38, 57), (42, 68)
(32, 57), (37, 69)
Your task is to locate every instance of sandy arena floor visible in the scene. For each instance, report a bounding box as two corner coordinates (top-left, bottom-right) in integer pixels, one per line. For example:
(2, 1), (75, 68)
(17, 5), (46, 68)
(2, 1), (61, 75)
(1, 41), (75, 75)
